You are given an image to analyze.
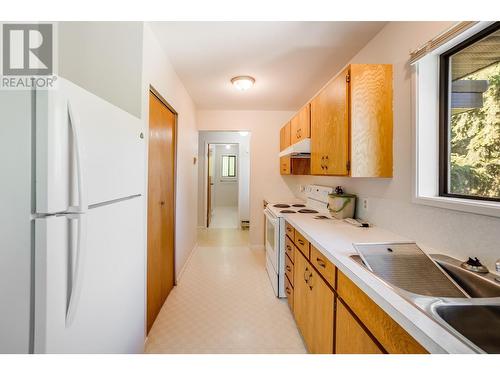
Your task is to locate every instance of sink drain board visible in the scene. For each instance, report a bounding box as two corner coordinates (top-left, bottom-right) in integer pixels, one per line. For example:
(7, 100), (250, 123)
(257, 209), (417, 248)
(354, 242), (466, 298)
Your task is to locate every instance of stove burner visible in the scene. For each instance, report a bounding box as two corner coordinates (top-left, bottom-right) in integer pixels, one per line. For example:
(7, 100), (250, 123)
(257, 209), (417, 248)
(280, 210), (296, 214)
(298, 209), (319, 214)
(273, 204), (290, 208)
(292, 204), (306, 207)
(314, 215), (330, 220)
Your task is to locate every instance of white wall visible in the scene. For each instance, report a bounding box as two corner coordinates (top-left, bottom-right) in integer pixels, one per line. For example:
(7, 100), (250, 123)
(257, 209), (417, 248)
(213, 144), (239, 207)
(58, 22), (143, 118)
(197, 131), (251, 227)
(289, 21), (500, 271)
(197, 111), (295, 247)
(142, 23), (199, 281)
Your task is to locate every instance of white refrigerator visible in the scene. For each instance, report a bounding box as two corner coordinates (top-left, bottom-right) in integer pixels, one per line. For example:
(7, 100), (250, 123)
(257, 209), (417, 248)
(0, 78), (146, 353)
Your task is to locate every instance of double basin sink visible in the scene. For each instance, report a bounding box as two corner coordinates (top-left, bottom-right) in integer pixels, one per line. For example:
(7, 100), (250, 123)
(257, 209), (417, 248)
(349, 251), (500, 353)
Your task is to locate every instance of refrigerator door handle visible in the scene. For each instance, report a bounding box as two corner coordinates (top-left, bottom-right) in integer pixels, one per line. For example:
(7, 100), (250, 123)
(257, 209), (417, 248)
(67, 102), (88, 213)
(65, 213), (87, 327)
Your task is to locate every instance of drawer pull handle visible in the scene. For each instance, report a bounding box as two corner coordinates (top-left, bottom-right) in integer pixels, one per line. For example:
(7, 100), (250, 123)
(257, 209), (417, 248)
(304, 267), (310, 284)
(308, 272), (314, 290)
(286, 245), (291, 251)
(316, 257), (326, 268)
(286, 265), (292, 272)
(286, 287), (291, 295)
(298, 239), (304, 245)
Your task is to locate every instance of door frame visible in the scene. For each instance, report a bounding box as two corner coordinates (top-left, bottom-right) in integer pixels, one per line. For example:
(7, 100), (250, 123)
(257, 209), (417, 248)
(148, 85), (178, 285)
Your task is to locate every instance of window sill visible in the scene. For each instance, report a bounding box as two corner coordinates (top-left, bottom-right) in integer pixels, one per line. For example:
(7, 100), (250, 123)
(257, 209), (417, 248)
(413, 195), (500, 218)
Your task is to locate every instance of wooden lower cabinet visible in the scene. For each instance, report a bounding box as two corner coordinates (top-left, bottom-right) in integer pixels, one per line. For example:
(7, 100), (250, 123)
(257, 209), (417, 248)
(293, 250), (334, 354)
(285, 275), (294, 311)
(336, 300), (384, 354)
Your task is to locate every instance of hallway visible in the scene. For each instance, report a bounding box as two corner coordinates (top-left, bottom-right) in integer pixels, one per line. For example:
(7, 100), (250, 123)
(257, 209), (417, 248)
(209, 206), (239, 228)
(145, 228), (306, 354)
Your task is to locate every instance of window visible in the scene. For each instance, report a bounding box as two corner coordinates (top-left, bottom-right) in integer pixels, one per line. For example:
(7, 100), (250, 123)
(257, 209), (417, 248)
(439, 22), (500, 202)
(221, 155), (237, 178)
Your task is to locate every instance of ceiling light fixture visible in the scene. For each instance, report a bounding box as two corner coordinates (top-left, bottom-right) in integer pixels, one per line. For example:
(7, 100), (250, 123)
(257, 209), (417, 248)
(231, 76), (255, 91)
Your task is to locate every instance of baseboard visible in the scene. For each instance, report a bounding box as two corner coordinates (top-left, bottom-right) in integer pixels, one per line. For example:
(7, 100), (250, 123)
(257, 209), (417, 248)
(175, 242), (198, 284)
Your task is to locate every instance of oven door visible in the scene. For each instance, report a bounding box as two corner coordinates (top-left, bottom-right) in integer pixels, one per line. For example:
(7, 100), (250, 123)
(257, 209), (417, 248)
(264, 208), (279, 272)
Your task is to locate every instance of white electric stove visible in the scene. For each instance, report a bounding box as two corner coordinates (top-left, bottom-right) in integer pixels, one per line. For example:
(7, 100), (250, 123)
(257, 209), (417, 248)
(263, 185), (334, 297)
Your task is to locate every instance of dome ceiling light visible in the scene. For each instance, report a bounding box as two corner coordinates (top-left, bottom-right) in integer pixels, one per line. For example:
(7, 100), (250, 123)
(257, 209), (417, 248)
(231, 76), (255, 91)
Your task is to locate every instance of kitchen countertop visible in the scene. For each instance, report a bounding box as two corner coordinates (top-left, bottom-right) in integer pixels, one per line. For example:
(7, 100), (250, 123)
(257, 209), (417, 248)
(283, 213), (477, 354)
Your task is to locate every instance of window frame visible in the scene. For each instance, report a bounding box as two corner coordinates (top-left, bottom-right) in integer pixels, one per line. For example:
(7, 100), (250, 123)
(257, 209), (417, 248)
(438, 21), (500, 203)
(220, 154), (237, 180)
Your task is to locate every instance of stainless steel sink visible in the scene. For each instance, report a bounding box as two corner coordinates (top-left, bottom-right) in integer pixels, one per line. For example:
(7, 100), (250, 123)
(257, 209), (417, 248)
(432, 304), (500, 353)
(348, 252), (500, 353)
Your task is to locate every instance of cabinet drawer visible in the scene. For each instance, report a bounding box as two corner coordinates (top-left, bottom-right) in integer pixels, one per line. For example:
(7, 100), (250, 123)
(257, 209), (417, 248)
(285, 235), (294, 263)
(337, 271), (427, 354)
(310, 245), (335, 289)
(285, 253), (294, 286)
(285, 222), (295, 242)
(295, 231), (310, 259)
(285, 274), (293, 310)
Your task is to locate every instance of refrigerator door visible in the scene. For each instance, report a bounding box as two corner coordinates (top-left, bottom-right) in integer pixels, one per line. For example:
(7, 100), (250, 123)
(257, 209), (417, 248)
(34, 197), (145, 353)
(36, 78), (145, 214)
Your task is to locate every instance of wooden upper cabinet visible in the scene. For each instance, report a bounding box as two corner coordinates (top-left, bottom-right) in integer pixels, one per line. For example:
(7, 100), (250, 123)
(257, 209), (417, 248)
(350, 64), (393, 177)
(311, 67), (350, 175)
(280, 122), (291, 151)
(310, 64), (393, 177)
(290, 104), (311, 144)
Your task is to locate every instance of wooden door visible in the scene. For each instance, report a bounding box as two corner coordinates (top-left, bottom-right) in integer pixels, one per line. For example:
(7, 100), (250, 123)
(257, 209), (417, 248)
(310, 67), (350, 175)
(280, 122), (291, 151)
(147, 91), (176, 333)
(290, 104), (311, 144)
(336, 300), (384, 354)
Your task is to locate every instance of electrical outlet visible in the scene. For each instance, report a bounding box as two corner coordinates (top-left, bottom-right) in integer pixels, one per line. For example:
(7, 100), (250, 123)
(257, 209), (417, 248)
(362, 198), (369, 211)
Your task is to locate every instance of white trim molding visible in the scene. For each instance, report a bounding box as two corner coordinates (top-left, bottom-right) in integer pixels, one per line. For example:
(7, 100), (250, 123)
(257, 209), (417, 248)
(412, 21), (500, 219)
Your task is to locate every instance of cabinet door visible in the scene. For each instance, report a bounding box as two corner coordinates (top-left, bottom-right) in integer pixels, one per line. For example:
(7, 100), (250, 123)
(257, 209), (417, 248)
(293, 250), (334, 354)
(336, 300), (384, 354)
(350, 64), (393, 177)
(280, 122), (291, 151)
(310, 68), (349, 175)
(307, 263), (335, 354)
(290, 104), (310, 144)
(280, 156), (291, 175)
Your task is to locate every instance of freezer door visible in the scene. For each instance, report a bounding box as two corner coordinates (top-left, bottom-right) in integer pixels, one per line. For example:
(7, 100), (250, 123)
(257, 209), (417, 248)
(36, 78), (145, 213)
(34, 197), (145, 353)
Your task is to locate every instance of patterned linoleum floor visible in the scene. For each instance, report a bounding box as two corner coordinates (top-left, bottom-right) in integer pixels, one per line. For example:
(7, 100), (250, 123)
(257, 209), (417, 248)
(145, 228), (306, 354)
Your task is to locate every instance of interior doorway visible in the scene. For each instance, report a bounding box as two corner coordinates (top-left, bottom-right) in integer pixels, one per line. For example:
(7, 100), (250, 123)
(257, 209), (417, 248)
(147, 88), (177, 333)
(198, 132), (251, 231)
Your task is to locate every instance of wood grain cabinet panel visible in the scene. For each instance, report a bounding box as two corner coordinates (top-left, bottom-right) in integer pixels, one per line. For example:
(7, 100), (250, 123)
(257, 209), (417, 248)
(280, 122), (291, 151)
(285, 253), (294, 286)
(285, 274), (294, 311)
(337, 271), (427, 354)
(294, 231), (310, 259)
(280, 156), (291, 175)
(291, 104), (311, 144)
(310, 245), (335, 289)
(336, 300), (384, 354)
(350, 64), (393, 177)
(310, 67), (350, 175)
(285, 235), (295, 263)
(293, 250), (334, 354)
(285, 221), (295, 242)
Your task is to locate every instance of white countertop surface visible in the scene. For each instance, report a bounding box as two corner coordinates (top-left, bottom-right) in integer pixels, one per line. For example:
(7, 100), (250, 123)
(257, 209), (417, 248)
(282, 212), (477, 354)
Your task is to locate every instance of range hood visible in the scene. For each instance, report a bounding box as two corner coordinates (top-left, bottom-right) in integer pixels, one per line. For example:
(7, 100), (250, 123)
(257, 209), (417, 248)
(279, 138), (311, 158)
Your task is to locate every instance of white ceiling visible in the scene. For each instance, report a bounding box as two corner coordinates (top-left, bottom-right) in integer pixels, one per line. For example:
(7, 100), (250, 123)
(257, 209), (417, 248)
(149, 22), (387, 110)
